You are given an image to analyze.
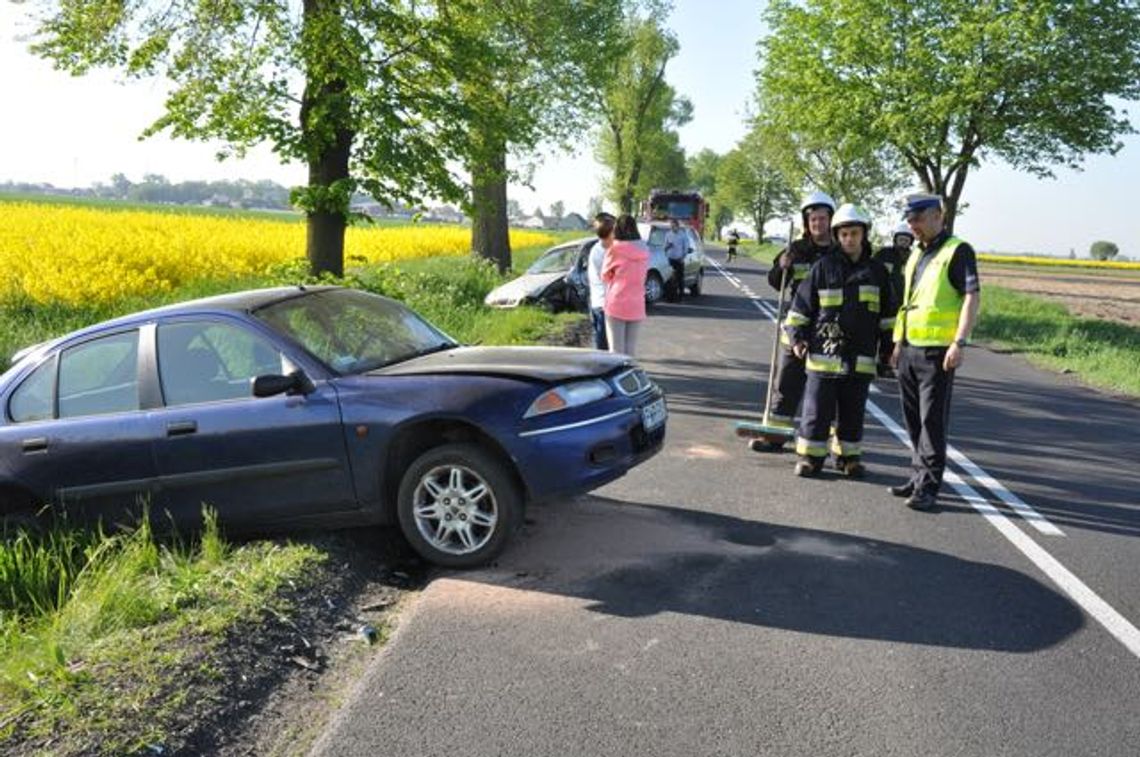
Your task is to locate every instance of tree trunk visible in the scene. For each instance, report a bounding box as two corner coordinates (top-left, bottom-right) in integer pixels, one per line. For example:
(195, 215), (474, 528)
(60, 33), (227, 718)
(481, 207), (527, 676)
(301, 0), (352, 278)
(470, 143), (511, 273)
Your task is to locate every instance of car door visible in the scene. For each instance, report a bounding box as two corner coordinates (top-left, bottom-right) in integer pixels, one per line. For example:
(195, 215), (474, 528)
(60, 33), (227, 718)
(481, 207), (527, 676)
(0, 329), (160, 525)
(565, 240), (593, 311)
(148, 317), (357, 528)
(685, 228), (704, 283)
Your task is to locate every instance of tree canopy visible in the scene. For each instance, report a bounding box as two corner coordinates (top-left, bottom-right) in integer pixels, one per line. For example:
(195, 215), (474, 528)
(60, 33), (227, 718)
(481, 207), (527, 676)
(593, 9), (691, 214)
(757, 0), (1140, 231)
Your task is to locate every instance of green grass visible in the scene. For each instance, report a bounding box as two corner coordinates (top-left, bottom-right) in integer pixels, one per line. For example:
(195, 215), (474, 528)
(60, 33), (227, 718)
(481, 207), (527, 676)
(1, 511), (324, 754)
(737, 240), (783, 263)
(974, 286), (1140, 397)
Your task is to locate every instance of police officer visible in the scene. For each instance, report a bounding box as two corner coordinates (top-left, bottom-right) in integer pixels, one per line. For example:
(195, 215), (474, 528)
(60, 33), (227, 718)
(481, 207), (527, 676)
(889, 193), (981, 510)
(758, 190), (836, 449)
(873, 222), (915, 376)
(786, 203), (898, 478)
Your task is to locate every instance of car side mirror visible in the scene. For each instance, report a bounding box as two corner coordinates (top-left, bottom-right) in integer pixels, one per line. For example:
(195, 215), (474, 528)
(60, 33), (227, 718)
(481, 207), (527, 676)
(253, 370), (315, 398)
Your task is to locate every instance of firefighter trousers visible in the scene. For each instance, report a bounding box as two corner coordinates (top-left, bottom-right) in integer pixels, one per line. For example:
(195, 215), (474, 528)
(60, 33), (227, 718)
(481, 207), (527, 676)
(897, 344), (956, 495)
(796, 372), (872, 463)
(766, 344), (805, 432)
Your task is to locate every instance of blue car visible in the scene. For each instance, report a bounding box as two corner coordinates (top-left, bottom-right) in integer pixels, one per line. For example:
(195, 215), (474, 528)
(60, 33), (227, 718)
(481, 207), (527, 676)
(0, 286), (667, 567)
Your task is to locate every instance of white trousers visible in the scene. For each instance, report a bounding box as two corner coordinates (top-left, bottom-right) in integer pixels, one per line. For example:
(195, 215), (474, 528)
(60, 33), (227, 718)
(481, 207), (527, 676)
(605, 316), (642, 357)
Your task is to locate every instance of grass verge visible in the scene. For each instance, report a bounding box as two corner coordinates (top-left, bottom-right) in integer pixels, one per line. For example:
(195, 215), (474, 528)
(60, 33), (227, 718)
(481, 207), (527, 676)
(974, 286), (1140, 397)
(1, 512), (325, 754)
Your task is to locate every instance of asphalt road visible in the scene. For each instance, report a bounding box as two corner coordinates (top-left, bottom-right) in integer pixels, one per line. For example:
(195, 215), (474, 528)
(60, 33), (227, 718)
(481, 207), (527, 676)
(311, 249), (1140, 757)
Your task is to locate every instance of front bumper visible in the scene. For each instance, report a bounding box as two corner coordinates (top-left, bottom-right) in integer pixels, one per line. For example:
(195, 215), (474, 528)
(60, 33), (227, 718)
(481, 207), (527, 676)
(513, 386), (666, 503)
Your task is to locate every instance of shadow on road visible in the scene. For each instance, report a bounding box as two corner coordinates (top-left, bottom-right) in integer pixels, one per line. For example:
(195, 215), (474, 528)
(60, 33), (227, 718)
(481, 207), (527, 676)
(462, 497), (1083, 653)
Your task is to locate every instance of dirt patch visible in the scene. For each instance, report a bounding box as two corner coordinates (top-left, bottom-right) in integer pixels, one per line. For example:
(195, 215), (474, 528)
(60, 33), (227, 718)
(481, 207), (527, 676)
(982, 264), (1140, 326)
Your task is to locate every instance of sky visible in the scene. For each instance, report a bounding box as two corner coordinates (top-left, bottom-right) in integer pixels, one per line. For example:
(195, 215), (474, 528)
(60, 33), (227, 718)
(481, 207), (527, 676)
(2, 1), (1138, 258)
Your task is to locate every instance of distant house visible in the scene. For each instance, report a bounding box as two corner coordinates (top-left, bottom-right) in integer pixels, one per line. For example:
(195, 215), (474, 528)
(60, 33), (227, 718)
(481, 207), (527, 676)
(558, 213), (589, 231)
(518, 215), (547, 229)
(423, 205), (466, 224)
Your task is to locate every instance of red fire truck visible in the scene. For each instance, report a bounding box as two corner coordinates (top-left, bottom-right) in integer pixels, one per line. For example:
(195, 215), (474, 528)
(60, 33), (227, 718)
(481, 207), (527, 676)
(640, 189), (710, 238)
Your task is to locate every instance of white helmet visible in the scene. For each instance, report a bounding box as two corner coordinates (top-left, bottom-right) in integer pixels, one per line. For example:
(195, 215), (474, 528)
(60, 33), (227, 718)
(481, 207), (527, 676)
(800, 191), (836, 214)
(893, 222), (914, 238)
(831, 202), (871, 230)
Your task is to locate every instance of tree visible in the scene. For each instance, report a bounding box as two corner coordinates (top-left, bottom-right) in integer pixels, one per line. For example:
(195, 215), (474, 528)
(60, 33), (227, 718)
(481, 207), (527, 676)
(548, 201), (565, 223)
(28, 1), (498, 276)
(506, 199), (523, 221)
(715, 131), (797, 239)
(587, 196), (605, 218)
(593, 10), (692, 213)
(1090, 240), (1120, 261)
(448, 1), (620, 271)
(687, 149), (733, 238)
(757, 0), (1140, 232)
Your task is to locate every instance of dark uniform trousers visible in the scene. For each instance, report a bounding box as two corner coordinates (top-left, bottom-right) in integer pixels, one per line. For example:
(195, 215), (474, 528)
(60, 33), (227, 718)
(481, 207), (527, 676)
(668, 258), (685, 301)
(799, 372), (871, 459)
(898, 344), (955, 494)
(768, 344), (805, 429)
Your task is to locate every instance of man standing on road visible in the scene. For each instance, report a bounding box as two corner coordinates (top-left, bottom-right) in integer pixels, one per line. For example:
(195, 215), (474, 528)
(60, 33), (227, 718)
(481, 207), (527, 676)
(663, 218), (691, 302)
(889, 193), (981, 511)
(873, 222), (915, 377)
(787, 203), (897, 478)
(588, 213), (615, 350)
(753, 191), (836, 451)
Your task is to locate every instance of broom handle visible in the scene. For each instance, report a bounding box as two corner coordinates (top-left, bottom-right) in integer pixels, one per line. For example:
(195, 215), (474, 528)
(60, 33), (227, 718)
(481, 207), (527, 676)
(762, 220), (795, 424)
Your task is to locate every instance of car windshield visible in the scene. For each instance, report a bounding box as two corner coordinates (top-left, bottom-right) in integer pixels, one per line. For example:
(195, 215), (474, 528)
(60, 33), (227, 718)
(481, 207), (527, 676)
(527, 245), (580, 275)
(254, 289), (457, 374)
(644, 226), (668, 251)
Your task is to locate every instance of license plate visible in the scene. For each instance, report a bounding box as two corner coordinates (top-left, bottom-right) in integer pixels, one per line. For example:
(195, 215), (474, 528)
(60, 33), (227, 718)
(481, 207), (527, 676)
(641, 398), (667, 431)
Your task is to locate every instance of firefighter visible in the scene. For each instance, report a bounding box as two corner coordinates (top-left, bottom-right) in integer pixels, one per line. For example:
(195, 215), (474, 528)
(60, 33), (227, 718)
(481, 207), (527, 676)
(786, 203), (898, 478)
(872, 222), (915, 377)
(757, 190), (836, 449)
(888, 193), (980, 510)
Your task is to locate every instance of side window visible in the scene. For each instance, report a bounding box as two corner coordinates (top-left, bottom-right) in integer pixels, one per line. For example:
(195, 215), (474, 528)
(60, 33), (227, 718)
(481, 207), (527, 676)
(687, 229), (701, 252)
(58, 331), (140, 419)
(9, 358), (56, 423)
(158, 321), (285, 406)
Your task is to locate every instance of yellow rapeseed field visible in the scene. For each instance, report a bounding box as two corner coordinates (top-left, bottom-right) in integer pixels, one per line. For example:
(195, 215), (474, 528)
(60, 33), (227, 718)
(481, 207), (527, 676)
(0, 202), (553, 306)
(978, 253), (1140, 271)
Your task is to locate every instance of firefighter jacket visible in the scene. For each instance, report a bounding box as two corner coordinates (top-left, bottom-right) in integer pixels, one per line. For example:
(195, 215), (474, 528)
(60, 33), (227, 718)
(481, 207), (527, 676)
(894, 236), (967, 347)
(767, 238), (832, 305)
(784, 244), (899, 378)
(873, 244), (910, 305)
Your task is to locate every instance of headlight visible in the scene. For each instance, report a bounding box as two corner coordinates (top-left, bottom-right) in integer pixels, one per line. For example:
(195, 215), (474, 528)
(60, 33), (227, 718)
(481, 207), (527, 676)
(524, 379), (613, 418)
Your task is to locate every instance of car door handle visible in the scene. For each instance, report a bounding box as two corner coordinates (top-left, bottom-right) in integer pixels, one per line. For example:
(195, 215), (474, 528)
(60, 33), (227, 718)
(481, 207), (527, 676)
(166, 421), (198, 437)
(21, 437), (48, 453)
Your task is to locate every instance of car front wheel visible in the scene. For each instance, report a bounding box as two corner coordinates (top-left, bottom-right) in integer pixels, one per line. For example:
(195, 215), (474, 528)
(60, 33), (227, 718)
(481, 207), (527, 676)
(396, 443), (522, 568)
(645, 271), (665, 304)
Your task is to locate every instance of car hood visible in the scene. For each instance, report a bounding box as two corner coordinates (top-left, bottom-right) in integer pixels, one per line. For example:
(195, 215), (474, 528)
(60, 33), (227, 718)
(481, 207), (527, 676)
(484, 272), (565, 305)
(370, 346), (631, 382)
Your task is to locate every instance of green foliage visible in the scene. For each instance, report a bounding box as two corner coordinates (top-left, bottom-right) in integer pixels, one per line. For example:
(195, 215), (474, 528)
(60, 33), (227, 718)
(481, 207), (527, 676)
(593, 7), (692, 213)
(1089, 240), (1120, 261)
(716, 130), (798, 237)
(757, 0), (1140, 227)
(975, 287), (1140, 396)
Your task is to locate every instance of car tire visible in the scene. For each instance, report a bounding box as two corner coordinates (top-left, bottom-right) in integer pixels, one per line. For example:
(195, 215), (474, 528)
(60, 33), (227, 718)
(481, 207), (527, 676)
(689, 268), (703, 297)
(396, 443), (522, 569)
(644, 271), (665, 304)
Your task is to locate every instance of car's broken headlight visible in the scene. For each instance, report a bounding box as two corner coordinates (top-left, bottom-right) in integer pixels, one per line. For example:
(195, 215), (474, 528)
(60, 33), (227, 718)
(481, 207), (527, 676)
(524, 379), (613, 418)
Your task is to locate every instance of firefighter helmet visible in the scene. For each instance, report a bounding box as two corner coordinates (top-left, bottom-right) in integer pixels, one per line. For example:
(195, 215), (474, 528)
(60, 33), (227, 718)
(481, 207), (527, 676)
(831, 203), (871, 230)
(893, 222), (914, 239)
(800, 191), (836, 214)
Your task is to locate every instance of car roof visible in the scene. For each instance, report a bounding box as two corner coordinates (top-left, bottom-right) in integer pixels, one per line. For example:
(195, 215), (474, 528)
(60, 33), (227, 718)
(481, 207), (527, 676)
(8, 286), (337, 367)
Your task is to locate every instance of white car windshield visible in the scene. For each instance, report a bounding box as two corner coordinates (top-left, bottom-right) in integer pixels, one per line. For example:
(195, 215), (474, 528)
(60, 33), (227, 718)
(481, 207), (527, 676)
(527, 245), (580, 275)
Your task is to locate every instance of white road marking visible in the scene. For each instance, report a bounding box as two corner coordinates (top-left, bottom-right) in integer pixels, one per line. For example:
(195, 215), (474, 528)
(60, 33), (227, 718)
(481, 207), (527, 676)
(705, 253), (1140, 659)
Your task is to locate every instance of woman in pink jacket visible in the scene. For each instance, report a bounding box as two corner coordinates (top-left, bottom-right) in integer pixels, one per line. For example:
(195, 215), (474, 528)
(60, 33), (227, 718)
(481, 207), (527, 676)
(602, 214), (650, 356)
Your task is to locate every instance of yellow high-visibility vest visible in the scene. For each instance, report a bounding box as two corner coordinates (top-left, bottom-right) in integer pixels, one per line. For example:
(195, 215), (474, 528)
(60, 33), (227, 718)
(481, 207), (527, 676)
(894, 237), (964, 346)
